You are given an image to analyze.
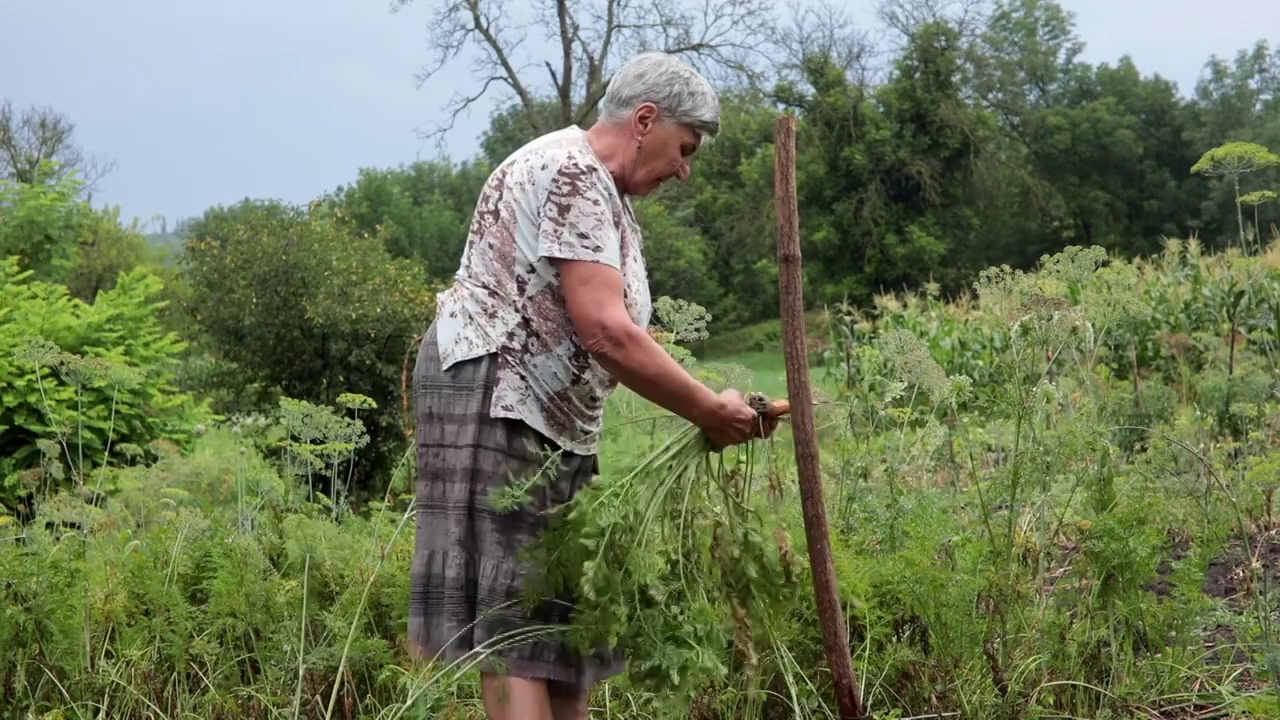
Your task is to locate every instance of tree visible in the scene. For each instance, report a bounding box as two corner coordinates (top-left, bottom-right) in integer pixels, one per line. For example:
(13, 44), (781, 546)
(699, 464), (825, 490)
(1017, 58), (1202, 255)
(671, 90), (781, 327)
(1191, 40), (1279, 146)
(960, 2), (1207, 260)
(1, 258), (209, 508)
(63, 206), (161, 304)
(779, 24), (991, 306)
(0, 169), (92, 282)
(969, 0), (1084, 142)
(771, 0), (880, 88)
(0, 100), (115, 192)
(329, 159), (490, 279)
(631, 198), (721, 306)
(479, 98), (564, 165)
(390, 0), (778, 145)
(181, 200), (438, 495)
(878, 0), (989, 47)
(1191, 141), (1280, 252)
(1188, 42), (1280, 244)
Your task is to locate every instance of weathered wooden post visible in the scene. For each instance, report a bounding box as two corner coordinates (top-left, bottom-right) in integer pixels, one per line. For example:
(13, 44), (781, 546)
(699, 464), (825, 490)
(773, 112), (867, 720)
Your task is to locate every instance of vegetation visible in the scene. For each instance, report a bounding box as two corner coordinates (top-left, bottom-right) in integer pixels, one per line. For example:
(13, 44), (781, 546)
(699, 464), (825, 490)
(5, 0), (1280, 717)
(7, 238), (1280, 718)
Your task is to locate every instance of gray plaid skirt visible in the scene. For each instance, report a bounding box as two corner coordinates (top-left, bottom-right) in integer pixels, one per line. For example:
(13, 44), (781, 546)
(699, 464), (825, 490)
(407, 321), (625, 691)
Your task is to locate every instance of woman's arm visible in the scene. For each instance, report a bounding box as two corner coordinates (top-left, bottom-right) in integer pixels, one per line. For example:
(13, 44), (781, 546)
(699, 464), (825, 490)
(556, 258), (763, 449)
(531, 156), (770, 448)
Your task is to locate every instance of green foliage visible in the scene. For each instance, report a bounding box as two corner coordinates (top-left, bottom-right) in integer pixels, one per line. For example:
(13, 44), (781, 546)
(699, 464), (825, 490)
(328, 160), (490, 280)
(8, 4), (1280, 716)
(7, 243), (1280, 719)
(0, 257), (210, 512)
(63, 204), (163, 303)
(0, 168), (91, 281)
(1191, 141), (1280, 178)
(463, 243), (1280, 718)
(0, 161), (161, 301)
(478, 99), (567, 166)
(805, 244), (1280, 717)
(630, 198), (722, 306)
(516, 422), (803, 716)
(1192, 141), (1280, 250)
(221, 6), (1275, 338)
(1241, 189), (1278, 206)
(179, 199), (437, 496)
(643, 91), (780, 328)
(648, 296), (713, 365)
(0, 423), (475, 719)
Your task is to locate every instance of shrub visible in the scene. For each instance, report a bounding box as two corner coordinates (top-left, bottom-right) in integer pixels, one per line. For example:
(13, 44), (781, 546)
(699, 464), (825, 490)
(179, 200), (437, 499)
(0, 257), (210, 516)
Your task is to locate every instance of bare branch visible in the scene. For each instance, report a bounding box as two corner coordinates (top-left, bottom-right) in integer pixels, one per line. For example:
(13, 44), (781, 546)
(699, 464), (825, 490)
(394, 0), (778, 140)
(396, 0), (541, 147)
(464, 0), (540, 120)
(572, 0), (627, 124)
(413, 74), (514, 153)
(554, 0), (575, 124)
(0, 98), (115, 191)
(771, 0), (884, 89)
(878, 0), (990, 46)
(633, 0), (778, 91)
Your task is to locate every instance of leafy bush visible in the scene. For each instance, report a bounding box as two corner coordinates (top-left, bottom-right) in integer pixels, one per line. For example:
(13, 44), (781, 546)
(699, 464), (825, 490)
(0, 257), (210, 516)
(0, 171), (92, 283)
(7, 242), (1280, 720)
(179, 199), (438, 499)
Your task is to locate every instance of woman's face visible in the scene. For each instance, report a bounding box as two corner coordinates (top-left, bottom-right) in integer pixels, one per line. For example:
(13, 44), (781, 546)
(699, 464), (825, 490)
(626, 104), (701, 196)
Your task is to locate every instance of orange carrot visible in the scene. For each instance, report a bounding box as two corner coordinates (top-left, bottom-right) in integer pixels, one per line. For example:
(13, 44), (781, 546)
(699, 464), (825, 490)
(767, 399), (791, 418)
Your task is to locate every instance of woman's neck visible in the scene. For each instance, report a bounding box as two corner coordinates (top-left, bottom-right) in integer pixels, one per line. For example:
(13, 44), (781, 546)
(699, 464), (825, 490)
(584, 122), (635, 195)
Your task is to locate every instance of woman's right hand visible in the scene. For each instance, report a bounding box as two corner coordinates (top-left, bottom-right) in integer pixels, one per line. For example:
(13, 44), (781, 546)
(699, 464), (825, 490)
(698, 389), (762, 450)
(556, 258), (777, 446)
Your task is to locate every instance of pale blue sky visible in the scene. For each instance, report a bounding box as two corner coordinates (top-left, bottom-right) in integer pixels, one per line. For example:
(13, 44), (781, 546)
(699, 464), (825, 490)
(1, 0), (1274, 229)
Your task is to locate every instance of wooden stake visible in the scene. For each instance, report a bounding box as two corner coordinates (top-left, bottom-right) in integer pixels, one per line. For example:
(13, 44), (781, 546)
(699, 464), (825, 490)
(773, 113), (867, 720)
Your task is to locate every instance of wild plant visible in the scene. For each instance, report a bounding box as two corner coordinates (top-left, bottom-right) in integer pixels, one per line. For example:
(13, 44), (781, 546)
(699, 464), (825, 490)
(811, 244), (1280, 717)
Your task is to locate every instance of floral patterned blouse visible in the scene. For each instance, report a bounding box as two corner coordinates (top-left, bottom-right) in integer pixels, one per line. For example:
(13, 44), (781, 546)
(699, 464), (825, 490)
(433, 126), (652, 455)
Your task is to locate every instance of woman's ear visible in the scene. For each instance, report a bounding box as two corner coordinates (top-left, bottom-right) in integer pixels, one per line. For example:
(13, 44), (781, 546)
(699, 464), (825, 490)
(633, 102), (659, 139)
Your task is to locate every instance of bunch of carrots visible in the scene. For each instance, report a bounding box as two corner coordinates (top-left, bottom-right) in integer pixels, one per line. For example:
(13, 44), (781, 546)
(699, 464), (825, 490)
(518, 393), (806, 705)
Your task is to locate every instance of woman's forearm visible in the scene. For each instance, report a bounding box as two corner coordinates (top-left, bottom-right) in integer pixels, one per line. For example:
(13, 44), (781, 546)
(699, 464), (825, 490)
(581, 315), (726, 427)
(554, 257), (732, 428)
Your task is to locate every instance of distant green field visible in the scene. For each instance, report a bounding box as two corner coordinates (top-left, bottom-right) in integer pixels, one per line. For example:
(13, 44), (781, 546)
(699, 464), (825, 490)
(699, 349), (841, 400)
(690, 311), (840, 400)
(599, 339), (843, 459)
(688, 310), (831, 359)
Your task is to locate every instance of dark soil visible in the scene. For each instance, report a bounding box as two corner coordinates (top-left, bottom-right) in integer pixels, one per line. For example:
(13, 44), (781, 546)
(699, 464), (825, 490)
(1148, 529), (1193, 599)
(1142, 526), (1280, 605)
(1203, 530), (1280, 604)
(1143, 526), (1280, 717)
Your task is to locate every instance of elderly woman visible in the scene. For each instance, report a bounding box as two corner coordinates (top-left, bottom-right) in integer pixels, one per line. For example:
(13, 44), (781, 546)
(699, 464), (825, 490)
(408, 51), (774, 720)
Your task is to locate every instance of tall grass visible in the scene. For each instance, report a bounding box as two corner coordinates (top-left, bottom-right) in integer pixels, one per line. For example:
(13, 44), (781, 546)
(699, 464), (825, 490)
(5, 241), (1280, 719)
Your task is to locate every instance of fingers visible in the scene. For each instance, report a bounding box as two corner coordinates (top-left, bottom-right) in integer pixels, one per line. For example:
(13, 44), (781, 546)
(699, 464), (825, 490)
(706, 418), (778, 451)
(702, 389), (787, 449)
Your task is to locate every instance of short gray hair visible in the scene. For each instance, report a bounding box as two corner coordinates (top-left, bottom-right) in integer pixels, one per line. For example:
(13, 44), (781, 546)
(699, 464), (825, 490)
(598, 51), (720, 140)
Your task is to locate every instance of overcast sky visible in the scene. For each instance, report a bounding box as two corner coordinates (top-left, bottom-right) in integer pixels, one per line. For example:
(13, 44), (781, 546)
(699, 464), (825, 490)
(1, 0), (1274, 230)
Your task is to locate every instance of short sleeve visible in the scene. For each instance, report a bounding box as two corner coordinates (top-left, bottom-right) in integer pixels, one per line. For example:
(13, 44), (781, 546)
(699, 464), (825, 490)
(536, 157), (621, 269)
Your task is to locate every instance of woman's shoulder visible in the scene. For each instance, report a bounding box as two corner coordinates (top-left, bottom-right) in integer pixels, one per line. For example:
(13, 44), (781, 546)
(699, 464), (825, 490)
(500, 127), (612, 191)
(506, 125), (591, 160)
